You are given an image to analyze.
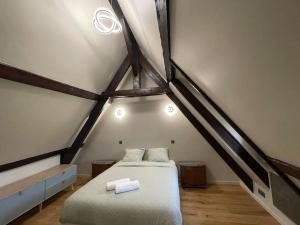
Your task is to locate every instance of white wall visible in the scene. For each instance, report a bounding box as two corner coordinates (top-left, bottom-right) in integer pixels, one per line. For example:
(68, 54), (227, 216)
(0, 155), (60, 187)
(119, 0), (300, 167)
(170, 0), (300, 167)
(0, 79), (94, 165)
(76, 95), (238, 184)
(0, 0), (128, 165)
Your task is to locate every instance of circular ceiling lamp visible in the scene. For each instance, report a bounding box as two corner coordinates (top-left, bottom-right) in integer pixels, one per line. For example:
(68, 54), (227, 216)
(93, 8), (122, 34)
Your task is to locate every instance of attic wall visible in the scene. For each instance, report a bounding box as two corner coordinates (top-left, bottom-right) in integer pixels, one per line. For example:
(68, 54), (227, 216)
(0, 0), (129, 165)
(170, 0), (300, 167)
(120, 0), (300, 167)
(76, 95), (238, 183)
(0, 79), (94, 165)
(0, 0), (127, 93)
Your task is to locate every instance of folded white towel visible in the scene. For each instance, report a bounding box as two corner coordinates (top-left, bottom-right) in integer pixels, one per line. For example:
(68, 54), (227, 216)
(106, 178), (130, 191)
(115, 180), (140, 194)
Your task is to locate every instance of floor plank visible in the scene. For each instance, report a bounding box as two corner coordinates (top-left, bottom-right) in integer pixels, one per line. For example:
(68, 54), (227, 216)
(180, 185), (279, 225)
(9, 178), (280, 225)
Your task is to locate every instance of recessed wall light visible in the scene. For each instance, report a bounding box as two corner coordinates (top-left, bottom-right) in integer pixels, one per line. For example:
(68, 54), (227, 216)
(165, 104), (176, 116)
(115, 107), (125, 119)
(93, 8), (122, 34)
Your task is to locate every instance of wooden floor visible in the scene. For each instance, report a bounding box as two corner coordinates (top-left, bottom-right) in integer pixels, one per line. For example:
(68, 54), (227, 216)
(10, 177), (279, 225)
(180, 185), (279, 225)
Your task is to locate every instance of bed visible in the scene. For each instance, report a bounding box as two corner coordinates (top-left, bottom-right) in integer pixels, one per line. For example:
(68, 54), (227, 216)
(60, 160), (182, 225)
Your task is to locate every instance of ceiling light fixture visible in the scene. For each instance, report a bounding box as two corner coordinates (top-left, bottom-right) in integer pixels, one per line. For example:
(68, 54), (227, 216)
(93, 8), (122, 34)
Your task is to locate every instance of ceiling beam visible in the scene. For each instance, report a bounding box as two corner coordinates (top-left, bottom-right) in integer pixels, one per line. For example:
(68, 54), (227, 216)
(139, 53), (167, 88)
(269, 158), (300, 180)
(136, 52), (254, 191)
(102, 87), (170, 98)
(167, 92), (254, 192)
(0, 148), (66, 173)
(61, 55), (131, 163)
(172, 78), (270, 187)
(155, 0), (172, 82)
(0, 63), (101, 100)
(171, 60), (300, 195)
(110, 0), (141, 89)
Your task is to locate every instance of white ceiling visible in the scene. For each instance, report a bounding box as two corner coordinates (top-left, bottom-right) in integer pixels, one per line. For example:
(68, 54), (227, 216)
(0, 79), (94, 165)
(170, 0), (300, 166)
(1, 0), (299, 169)
(118, 0), (166, 79)
(0, 0), (127, 93)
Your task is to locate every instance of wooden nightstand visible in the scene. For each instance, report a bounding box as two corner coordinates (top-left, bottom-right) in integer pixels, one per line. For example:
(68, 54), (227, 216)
(179, 161), (206, 188)
(92, 160), (115, 178)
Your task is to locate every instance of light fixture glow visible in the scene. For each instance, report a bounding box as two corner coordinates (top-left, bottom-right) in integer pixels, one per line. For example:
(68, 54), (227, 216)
(115, 107), (125, 119)
(93, 8), (122, 34)
(165, 104), (176, 116)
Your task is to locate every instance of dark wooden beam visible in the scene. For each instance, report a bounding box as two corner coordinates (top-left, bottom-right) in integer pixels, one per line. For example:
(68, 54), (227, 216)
(269, 158), (300, 180)
(0, 63), (101, 100)
(105, 55), (131, 92)
(172, 78), (270, 187)
(110, 0), (141, 89)
(132, 70), (141, 89)
(167, 92), (254, 192)
(140, 51), (256, 190)
(171, 60), (300, 195)
(0, 149), (66, 173)
(61, 55), (131, 163)
(102, 87), (170, 98)
(139, 53), (167, 88)
(155, 0), (172, 82)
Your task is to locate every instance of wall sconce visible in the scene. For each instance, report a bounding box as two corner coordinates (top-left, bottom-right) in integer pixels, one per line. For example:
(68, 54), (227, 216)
(93, 8), (122, 34)
(165, 104), (176, 116)
(115, 107), (125, 119)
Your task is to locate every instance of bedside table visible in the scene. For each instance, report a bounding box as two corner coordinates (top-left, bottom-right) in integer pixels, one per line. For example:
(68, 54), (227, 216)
(92, 160), (115, 178)
(179, 161), (206, 188)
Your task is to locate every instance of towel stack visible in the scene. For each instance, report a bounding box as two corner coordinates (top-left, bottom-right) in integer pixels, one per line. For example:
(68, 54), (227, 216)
(106, 178), (140, 194)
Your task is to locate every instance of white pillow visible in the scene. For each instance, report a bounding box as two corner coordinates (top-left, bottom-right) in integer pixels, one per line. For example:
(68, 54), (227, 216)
(122, 148), (145, 162)
(147, 148), (169, 162)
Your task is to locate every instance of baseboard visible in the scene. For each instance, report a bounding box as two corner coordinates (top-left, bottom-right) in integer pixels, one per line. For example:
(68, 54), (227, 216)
(209, 180), (239, 185)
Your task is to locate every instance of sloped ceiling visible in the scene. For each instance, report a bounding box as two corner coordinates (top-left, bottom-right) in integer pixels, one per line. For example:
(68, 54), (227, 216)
(0, 0), (127, 164)
(0, 79), (95, 165)
(120, 0), (300, 167)
(0, 0), (127, 93)
(1, 0), (299, 169)
(118, 0), (166, 79)
(170, 0), (300, 167)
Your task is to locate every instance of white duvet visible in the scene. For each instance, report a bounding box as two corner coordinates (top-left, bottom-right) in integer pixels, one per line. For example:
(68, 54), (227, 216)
(60, 160), (182, 225)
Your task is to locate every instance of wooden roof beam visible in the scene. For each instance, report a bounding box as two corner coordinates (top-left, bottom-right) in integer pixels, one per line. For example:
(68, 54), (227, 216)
(102, 87), (170, 98)
(0, 63), (101, 100)
(110, 0), (141, 89)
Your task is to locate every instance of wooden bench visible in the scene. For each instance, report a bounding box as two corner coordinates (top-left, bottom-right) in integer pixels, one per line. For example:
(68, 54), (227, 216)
(0, 164), (77, 224)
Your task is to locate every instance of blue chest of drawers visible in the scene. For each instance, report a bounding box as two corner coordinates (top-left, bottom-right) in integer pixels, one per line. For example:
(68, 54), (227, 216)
(0, 164), (77, 225)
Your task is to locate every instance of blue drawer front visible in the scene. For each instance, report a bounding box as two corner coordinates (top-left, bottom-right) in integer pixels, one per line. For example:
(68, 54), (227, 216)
(45, 175), (76, 200)
(0, 181), (44, 224)
(46, 166), (77, 188)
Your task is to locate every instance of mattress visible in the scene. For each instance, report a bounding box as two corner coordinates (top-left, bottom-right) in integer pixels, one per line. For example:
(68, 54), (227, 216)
(60, 160), (182, 225)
